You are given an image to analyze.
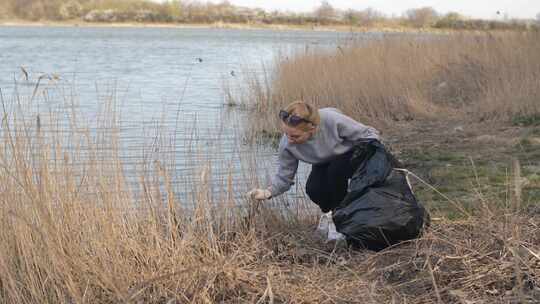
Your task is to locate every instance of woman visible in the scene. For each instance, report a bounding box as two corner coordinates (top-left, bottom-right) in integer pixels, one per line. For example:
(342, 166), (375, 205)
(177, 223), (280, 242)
(247, 100), (380, 213)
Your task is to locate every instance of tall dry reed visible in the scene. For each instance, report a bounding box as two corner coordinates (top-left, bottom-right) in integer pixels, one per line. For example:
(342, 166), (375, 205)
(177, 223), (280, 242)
(239, 32), (540, 135)
(0, 88), (538, 303)
(0, 93), (319, 303)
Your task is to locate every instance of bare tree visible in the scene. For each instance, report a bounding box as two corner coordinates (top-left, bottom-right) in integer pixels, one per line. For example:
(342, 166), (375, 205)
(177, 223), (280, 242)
(357, 8), (384, 26)
(405, 7), (439, 28)
(314, 1), (336, 24)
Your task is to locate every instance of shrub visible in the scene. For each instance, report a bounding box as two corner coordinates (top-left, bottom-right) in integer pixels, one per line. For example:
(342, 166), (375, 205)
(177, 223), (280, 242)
(314, 1), (337, 25)
(59, 0), (83, 20)
(405, 7), (439, 28)
(434, 12), (464, 29)
(343, 8), (385, 27)
(513, 114), (540, 126)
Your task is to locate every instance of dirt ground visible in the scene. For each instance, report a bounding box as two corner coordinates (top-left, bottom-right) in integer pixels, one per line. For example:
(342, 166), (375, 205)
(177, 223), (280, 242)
(381, 119), (540, 216)
(270, 119), (540, 303)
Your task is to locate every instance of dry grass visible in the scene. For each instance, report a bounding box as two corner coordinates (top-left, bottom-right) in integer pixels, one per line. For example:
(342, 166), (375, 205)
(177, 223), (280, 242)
(239, 32), (540, 136)
(0, 93), (539, 302)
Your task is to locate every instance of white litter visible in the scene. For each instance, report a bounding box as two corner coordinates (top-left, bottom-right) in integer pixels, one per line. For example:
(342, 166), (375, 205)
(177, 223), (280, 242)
(317, 211), (346, 242)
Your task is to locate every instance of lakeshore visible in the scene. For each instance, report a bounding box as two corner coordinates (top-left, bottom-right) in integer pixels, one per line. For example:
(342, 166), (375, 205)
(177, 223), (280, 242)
(0, 18), (451, 33)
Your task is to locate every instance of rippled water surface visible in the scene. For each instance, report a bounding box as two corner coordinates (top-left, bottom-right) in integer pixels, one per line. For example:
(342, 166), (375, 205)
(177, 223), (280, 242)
(0, 26), (362, 206)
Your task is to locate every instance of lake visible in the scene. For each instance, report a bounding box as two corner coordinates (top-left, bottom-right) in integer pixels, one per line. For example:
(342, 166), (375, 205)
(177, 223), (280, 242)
(0, 25), (364, 208)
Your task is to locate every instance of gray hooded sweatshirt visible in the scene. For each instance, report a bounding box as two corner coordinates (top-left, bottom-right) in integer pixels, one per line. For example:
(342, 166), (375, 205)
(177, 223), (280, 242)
(269, 108), (380, 197)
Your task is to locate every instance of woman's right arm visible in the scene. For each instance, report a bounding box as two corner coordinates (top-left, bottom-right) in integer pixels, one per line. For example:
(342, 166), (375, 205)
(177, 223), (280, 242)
(269, 137), (299, 197)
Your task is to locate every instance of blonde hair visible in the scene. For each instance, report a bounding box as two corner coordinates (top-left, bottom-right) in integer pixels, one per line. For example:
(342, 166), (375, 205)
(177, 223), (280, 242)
(283, 101), (320, 131)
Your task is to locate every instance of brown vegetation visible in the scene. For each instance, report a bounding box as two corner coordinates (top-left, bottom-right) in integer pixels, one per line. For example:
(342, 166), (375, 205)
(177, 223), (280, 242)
(0, 84), (536, 304)
(239, 32), (540, 136)
(0, 22), (539, 303)
(406, 7), (439, 28)
(0, 93), (539, 303)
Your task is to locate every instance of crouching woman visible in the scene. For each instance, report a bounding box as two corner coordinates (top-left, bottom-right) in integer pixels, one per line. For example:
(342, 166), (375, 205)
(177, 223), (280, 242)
(247, 100), (379, 213)
(248, 100), (429, 251)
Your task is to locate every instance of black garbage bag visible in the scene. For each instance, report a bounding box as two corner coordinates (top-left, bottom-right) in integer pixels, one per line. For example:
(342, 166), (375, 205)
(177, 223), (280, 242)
(333, 141), (428, 251)
(346, 139), (398, 198)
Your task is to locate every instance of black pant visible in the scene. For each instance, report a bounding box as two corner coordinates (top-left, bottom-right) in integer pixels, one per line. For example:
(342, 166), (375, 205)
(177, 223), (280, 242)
(305, 150), (355, 213)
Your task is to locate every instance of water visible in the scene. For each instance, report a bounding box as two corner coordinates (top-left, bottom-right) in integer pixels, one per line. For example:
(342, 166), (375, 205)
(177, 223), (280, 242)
(0, 26), (358, 207)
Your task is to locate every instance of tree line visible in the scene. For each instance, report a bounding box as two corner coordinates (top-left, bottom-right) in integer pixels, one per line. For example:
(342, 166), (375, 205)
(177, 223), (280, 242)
(1, 0), (538, 31)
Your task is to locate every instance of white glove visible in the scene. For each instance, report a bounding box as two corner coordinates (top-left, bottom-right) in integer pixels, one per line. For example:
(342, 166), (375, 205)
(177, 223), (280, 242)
(247, 188), (272, 200)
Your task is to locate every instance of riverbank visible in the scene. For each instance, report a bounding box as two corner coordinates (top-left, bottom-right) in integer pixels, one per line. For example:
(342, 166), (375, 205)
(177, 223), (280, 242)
(0, 18), (451, 33)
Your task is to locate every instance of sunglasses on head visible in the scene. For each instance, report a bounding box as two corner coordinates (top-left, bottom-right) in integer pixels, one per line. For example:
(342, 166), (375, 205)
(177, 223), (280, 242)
(279, 110), (313, 127)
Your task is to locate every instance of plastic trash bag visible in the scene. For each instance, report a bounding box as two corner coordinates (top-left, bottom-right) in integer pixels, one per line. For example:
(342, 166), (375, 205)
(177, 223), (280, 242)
(333, 140), (428, 251)
(347, 139), (399, 197)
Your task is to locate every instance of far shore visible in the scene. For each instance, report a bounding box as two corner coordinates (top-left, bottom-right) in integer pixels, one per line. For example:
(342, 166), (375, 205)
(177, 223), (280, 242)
(0, 19), (450, 34)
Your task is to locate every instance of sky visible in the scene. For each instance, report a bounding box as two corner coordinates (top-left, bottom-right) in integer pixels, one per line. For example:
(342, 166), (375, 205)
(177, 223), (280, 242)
(173, 0), (540, 20)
